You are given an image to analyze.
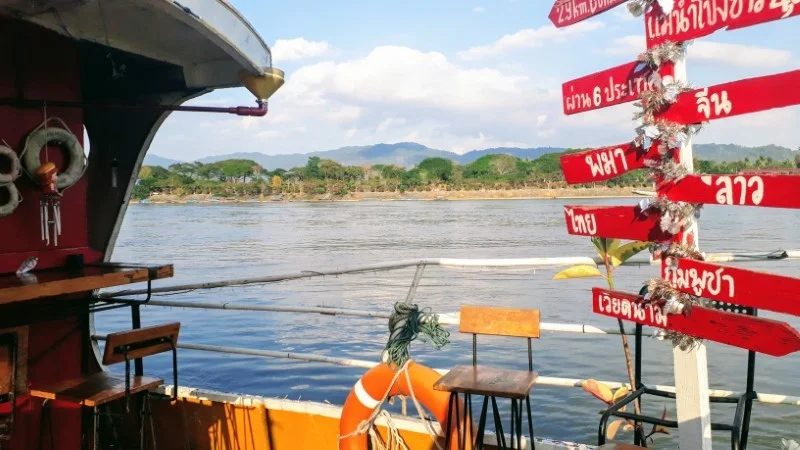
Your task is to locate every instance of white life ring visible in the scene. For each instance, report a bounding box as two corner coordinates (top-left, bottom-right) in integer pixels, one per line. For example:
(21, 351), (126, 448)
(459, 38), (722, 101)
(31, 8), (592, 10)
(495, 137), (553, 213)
(0, 183), (20, 217)
(23, 126), (86, 189)
(0, 145), (21, 184)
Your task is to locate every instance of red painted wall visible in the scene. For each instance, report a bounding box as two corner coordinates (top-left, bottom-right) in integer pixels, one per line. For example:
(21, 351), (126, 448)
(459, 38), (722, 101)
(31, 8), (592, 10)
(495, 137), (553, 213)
(0, 18), (98, 449)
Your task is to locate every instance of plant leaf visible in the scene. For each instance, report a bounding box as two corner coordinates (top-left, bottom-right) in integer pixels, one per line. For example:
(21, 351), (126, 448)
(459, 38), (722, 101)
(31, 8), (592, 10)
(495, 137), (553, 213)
(591, 237), (606, 260)
(612, 387), (630, 403)
(607, 420), (624, 440)
(581, 379), (614, 403)
(610, 240), (650, 267)
(623, 423), (634, 431)
(553, 265), (603, 280)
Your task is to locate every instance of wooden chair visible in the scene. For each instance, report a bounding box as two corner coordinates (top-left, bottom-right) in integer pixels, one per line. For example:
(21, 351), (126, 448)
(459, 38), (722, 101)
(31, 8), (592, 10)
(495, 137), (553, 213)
(31, 322), (180, 450)
(434, 306), (540, 450)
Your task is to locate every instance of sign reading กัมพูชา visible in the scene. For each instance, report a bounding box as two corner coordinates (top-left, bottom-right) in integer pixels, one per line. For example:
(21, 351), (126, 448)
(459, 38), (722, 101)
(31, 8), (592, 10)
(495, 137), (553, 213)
(592, 287), (800, 357)
(562, 61), (671, 115)
(563, 205), (678, 242)
(549, 0), (627, 28)
(661, 257), (800, 316)
(559, 142), (661, 184)
(660, 174), (800, 208)
(658, 70), (800, 124)
(646, 0), (800, 48)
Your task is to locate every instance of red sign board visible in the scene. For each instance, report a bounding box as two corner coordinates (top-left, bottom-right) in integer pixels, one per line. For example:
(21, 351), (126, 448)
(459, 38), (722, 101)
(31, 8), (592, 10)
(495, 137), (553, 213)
(659, 70), (800, 124)
(549, 0), (627, 28)
(563, 205), (677, 241)
(662, 257), (800, 317)
(592, 288), (800, 357)
(562, 61), (664, 115)
(660, 174), (800, 209)
(646, 0), (800, 48)
(560, 142), (661, 184)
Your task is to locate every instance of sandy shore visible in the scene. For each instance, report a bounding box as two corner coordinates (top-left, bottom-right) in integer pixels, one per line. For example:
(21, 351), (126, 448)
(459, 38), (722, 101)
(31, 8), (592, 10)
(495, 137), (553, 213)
(133, 186), (646, 204)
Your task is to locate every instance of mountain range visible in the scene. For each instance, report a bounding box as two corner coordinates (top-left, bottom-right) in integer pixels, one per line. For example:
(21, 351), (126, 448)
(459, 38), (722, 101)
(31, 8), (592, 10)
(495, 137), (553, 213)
(144, 142), (798, 169)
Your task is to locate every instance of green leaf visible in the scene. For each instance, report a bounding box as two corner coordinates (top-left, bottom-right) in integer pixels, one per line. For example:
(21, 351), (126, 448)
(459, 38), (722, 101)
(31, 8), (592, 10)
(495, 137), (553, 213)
(553, 265), (603, 280)
(610, 241), (650, 267)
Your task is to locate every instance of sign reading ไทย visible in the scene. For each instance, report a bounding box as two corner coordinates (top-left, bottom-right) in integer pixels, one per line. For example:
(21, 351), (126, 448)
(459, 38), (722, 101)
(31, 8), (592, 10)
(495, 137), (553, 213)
(592, 288), (800, 356)
(560, 142), (661, 184)
(562, 61), (664, 115)
(563, 205), (677, 241)
(662, 257), (800, 316)
(646, 0), (800, 48)
(659, 70), (800, 124)
(660, 174), (800, 208)
(549, 0), (627, 27)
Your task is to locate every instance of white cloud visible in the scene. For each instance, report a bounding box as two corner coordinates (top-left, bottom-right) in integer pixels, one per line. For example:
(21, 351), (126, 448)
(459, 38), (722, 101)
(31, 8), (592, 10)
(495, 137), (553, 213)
(345, 127), (358, 139)
(272, 38), (337, 62)
(604, 35), (645, 56)
(377, 117), (407, 133)
(536, 114), (548, 126)
(256, 130), (281, 138)
(328, 105), (363, 124)
(536, 129), (555, 138)
(473, 6), (485, 13)
(458, 21), (604, 60)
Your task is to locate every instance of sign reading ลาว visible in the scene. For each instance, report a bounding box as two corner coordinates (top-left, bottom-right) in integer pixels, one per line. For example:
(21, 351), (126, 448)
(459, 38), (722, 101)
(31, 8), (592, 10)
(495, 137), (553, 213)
(661, 256), (800, 317)
(658, 70), (800, 124)
(660, 174), (800, 209)
(592, 287), (800, 357)
(563, 205), (676, 242)
(646, 0), (800, 48)
(549, 0), (627, 28)
(560, 142), (661, 184)
(562, 61), (666, 115)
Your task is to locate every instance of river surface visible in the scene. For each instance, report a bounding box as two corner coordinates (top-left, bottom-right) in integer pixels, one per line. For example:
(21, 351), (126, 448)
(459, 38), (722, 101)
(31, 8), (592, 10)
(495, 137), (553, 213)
(94, 199), (800, 449)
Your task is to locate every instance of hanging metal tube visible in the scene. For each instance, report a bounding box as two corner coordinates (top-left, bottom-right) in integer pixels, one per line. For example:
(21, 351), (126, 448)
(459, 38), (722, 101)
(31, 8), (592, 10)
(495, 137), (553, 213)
(0, 98), (269, 117)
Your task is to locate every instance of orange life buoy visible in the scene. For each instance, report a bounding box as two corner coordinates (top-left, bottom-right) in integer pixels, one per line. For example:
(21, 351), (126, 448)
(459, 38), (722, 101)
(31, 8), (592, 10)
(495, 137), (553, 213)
(339, 361), (472, 450)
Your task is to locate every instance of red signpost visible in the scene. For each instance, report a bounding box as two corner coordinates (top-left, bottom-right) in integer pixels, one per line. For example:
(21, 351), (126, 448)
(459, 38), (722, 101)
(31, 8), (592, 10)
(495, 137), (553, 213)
(563, 205), (677, 241)
(592, 288), (800, 357)
(658, 70), (800, 124)
(560, 142), (662, 184)
(646, 1), (800, 48)
(662, 257), (800, 316)
(660, 174), (800, 208)
(549, 0), (627, 28)
(562, 61), (666, 115)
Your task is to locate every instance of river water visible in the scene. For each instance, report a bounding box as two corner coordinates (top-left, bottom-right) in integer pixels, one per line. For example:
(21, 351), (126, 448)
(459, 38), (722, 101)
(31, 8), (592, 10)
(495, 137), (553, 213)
(94, 199), (800, 449)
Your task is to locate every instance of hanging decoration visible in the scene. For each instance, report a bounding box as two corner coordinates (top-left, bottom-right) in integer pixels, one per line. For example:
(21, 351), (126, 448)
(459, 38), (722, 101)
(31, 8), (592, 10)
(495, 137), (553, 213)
(637, 41), (686, 68)
(627, 0), (673, 17)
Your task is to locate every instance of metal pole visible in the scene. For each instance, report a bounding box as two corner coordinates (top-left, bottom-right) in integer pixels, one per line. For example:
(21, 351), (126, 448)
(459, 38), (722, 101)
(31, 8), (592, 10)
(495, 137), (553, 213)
(404, 264), (426, 304)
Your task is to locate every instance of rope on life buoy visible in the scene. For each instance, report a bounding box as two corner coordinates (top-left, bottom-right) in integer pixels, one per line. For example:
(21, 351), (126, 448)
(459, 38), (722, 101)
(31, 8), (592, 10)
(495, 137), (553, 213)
(22, 118), (86, 190)
(0, 144), (21, 184)
(0, 183), (21, 217)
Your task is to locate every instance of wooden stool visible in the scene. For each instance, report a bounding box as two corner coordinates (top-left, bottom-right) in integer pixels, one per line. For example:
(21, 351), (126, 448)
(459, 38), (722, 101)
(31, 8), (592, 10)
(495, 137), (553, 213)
(434, 306), (540, 450)
(31, 323), (180, 450)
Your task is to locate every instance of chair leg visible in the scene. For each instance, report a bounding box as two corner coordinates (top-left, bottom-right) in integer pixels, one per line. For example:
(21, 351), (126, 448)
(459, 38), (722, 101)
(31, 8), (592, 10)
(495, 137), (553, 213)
(515, 399), (523, 450)
(93, 407), (100, 450)
(475, 396), (489, 450)
(461, 394), (471, 450)
(37, 399), (55, 450)
(490, 397), (506, 449)
(444, 393), (456, 450)
(526, 395), (535, 450)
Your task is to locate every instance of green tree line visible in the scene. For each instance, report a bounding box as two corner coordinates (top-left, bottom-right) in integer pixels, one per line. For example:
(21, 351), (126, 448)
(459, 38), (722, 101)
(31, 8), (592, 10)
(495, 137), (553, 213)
(131, 152), (800, 200)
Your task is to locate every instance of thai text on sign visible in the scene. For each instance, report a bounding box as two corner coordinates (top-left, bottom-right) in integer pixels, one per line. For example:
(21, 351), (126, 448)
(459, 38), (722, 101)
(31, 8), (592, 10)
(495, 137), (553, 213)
(563, 205), (677, 241)
(560, 142), (661, 184)
(660, 174), (800, 208)
(549, 0), (626, 27)
(562, 61), (663, 115)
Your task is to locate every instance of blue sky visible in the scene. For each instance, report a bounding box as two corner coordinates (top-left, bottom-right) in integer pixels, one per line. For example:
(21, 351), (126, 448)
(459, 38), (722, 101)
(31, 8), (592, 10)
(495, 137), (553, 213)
(150, 0), (800, 161)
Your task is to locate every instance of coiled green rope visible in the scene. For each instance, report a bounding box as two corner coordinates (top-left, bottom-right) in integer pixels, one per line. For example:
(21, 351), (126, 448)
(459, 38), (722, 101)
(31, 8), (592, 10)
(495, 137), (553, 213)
(382, 302), (450, 368)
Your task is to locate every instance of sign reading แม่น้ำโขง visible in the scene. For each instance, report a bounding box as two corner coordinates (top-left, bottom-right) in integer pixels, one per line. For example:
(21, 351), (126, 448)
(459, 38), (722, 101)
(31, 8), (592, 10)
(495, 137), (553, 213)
(563, 205), (678, 242)
(657, 69), (800, 124)
(549, 0), (627, 27)
(562, 61), (670, 115)
(661, 256), (800, 316)
(645, 0), (800, 48)
(592, 287), (800, 357)
(559, 142), (662, 184)
(660, 174), (800, 208)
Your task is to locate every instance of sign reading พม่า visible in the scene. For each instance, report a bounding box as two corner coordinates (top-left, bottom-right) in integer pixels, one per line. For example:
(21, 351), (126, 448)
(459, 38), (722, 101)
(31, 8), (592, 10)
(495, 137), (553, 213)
(662, 256), (800, 316)
(549, 0), (627, 27)
(560, 142), (661, 184)
(562, 61), (665, 115)
(646, 0), (800, 48)
(563, 205), (677, 241)
(660, 174), (800, 208)
(592, 287), (800, 356)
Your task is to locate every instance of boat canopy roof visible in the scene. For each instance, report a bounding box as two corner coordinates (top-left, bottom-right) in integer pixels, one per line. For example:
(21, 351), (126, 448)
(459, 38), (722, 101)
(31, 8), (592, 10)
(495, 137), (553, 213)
(0, 0), (272, 90)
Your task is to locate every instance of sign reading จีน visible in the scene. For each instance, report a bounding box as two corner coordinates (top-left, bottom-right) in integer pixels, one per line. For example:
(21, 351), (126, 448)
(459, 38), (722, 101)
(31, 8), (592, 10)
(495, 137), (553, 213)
(592, 287), (800, 357)
(658, 70), (800, 124)
(562, 61), (665, 115)
(563, 205), (677, 242)
(549, 0), (627, 28)
(662, 257), (800, 316)
(560, 142), (661, 184)
(645, 0), (800, 48)
(660, 174), (800, 209)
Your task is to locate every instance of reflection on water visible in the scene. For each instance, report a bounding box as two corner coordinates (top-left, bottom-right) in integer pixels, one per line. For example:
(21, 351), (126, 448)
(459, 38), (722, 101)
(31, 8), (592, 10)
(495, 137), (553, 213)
(95, 199), (800, 449)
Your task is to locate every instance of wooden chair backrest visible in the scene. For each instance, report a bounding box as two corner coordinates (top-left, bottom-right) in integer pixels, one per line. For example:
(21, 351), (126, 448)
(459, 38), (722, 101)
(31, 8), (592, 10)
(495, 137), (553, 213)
(102, 322), (180, 366)
(459, 306), (540, 338)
